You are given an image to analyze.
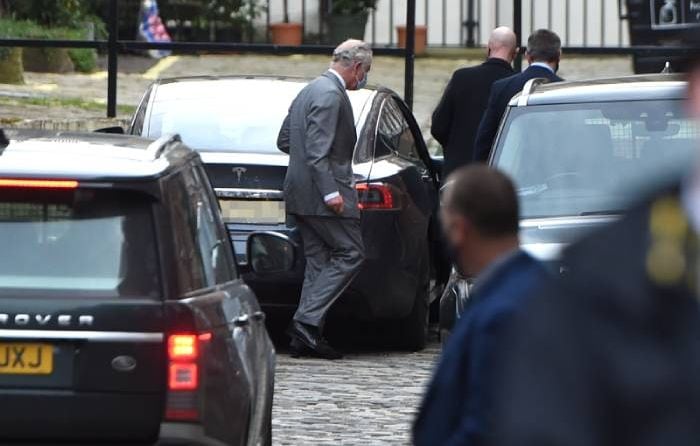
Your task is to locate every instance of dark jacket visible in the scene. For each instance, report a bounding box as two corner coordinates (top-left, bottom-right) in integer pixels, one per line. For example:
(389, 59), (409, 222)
(473, 65), (562, 162)
(413, 251), (549, 446)
(277, 71), (359, 219)
(431, 58), (514, 177)
(493, 186), (700, 446)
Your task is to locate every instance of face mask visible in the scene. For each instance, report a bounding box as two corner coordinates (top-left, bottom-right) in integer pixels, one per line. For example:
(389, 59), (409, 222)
(356, 69), (368, 90)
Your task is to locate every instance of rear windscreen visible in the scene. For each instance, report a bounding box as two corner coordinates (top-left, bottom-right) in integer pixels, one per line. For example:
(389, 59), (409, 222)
(0, 188), (161, 298)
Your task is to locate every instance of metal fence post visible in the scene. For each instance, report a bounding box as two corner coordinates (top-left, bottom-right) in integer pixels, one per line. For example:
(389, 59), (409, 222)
(405, 0), (416, 110)
(466, 0), (476, 47)
(107, 0), (118, 118)
(514, 0), (523, 72)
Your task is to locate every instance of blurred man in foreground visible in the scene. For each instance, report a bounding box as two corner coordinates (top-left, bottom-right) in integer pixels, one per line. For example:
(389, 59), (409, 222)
(413, 166), (549, 446)
(431, 27), (517, 177)
(474, 29), (563, 162)
(491, 43), (700, 446)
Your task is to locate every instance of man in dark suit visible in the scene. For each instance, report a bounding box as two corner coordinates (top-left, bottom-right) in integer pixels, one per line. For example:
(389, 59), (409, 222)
(490, 44), (700, 446)
(413, 166), (549, 446)
(473, 29), (563, 162)
(431, 27), (517, 177)
(277, 39), (371, 360)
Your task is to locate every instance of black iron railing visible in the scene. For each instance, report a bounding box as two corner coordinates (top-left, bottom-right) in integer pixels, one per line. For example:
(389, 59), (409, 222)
(1, 0), (697, 119)
(0, 0), (415, 118)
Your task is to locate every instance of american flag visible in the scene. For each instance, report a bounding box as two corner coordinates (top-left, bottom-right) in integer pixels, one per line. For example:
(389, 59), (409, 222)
(138, 0), (172, 58)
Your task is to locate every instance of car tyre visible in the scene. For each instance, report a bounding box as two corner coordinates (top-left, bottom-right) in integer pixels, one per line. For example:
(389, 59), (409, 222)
(398, 281), (429, 351)
(398, 254), (430, 351)
(263, 422), (272, 446)
(260, 373), (274, 446)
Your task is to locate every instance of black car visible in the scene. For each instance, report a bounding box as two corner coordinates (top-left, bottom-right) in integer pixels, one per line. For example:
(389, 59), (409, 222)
(440, 74), (698, 340)
(0, 129), (288, 445)
(129, 76), (445, 350)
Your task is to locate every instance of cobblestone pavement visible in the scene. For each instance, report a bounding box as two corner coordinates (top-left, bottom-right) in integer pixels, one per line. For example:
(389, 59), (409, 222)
(1, 54), (633, 130)
(272, 340), (440, 445)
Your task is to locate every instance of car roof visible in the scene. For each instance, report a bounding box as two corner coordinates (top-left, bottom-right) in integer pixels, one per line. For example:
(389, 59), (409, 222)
(510, 74), (688, 106)
(0, 129), (194, 181)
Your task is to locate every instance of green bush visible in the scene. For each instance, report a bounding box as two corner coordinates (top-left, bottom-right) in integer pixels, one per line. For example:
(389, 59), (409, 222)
(331, 0), (378, 15)
(5, 0), (90, 28)
(0, 19), (98, 72)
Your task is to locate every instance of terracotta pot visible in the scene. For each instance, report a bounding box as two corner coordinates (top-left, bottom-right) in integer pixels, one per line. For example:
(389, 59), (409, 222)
(270, 22), (303, 46)
(397, 25), (428, 56)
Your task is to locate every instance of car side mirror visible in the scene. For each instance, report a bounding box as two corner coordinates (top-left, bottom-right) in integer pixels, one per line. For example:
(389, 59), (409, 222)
(94, 126), (125, 134)
(247, 232), (296, 275)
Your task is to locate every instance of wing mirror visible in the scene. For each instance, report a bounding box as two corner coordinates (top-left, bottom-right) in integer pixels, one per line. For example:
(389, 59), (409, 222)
(247, 232), (297, 275)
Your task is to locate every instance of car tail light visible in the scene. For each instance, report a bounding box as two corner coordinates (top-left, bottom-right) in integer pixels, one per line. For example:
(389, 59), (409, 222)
(166, 333), (209, 421)
(356, 183), (397, 210)
(169, 363), (198, 390)
(0, 178), (78, 189)
(168, 334), (197, 361)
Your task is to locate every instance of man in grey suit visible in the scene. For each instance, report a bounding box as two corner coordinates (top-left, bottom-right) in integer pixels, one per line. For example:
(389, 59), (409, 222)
(277, 39), (372, 359)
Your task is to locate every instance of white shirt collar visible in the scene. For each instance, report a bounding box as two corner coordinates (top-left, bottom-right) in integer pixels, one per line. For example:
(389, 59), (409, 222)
(529, 62), (555, 73)
(328, 68), (346, 89)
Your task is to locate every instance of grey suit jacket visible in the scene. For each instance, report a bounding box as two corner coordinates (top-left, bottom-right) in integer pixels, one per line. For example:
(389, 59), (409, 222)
(277, 71), (359, 219)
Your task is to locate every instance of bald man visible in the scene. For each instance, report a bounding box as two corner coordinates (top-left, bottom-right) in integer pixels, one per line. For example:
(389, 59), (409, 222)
(277, 39), (371, 360)
(431, 27), (517, 178)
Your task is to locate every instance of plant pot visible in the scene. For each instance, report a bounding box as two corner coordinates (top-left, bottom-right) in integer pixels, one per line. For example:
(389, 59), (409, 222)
(22, 47), (74, 73)
(0, 48), (24, 84)
(270, 22), (303, 46)
(326, 12), (368, 45)
(397, 25), (428, 56)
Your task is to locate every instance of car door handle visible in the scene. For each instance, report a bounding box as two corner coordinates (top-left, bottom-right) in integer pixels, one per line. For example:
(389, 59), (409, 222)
(233, 314), (250, 327)
(252, 311), (266, 323)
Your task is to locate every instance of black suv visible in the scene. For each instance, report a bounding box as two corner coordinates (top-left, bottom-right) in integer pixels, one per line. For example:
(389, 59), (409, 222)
(0, 129), (289, 445)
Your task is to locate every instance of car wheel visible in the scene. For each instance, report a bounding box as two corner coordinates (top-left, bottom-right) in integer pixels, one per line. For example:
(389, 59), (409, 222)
(260, 373), (274, 446)
(262, 421), (272, 446)
(398, 280), (429, 351)
(397, 253), (430, 351)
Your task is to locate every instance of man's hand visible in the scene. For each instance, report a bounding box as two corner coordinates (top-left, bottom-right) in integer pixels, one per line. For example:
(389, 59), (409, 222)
(325, 195), (345, 215)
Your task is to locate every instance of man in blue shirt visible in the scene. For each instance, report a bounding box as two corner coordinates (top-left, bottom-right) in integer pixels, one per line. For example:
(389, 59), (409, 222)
(413, 166), (549, 446)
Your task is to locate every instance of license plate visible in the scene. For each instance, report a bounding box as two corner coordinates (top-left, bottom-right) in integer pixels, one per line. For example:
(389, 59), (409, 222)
(0, 343), (53, 375)
(219, 199), (286, 224)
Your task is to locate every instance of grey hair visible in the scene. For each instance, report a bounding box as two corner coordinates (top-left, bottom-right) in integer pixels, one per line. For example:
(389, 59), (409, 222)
(332, 41), (373, 69)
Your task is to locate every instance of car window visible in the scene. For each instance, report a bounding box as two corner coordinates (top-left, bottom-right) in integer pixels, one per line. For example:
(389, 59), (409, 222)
(146, 80), (376, 156)
(375, 97), (424, 165)
(493, 100), (698, 219)
(163, 172), (207, 293)
(192, 165), (235, 283)
(0, 188), (160, 299)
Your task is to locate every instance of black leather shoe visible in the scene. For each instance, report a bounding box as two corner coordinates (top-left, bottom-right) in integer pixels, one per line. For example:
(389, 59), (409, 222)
(286, 321), (343, 360)
(289, 338), (310, 358)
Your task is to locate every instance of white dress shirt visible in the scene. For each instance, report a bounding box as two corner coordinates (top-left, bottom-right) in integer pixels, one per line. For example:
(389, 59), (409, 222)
(529, 62), (555, 73)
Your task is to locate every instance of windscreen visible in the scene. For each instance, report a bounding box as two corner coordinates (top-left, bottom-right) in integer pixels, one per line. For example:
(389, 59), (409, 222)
(0, 188), (160, 298)
(493, 100), (698, 219)
(145, 80), (373, 154)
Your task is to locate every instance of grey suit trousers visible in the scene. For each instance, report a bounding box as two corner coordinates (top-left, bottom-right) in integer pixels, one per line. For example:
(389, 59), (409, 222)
(293, 215), (365, 328)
